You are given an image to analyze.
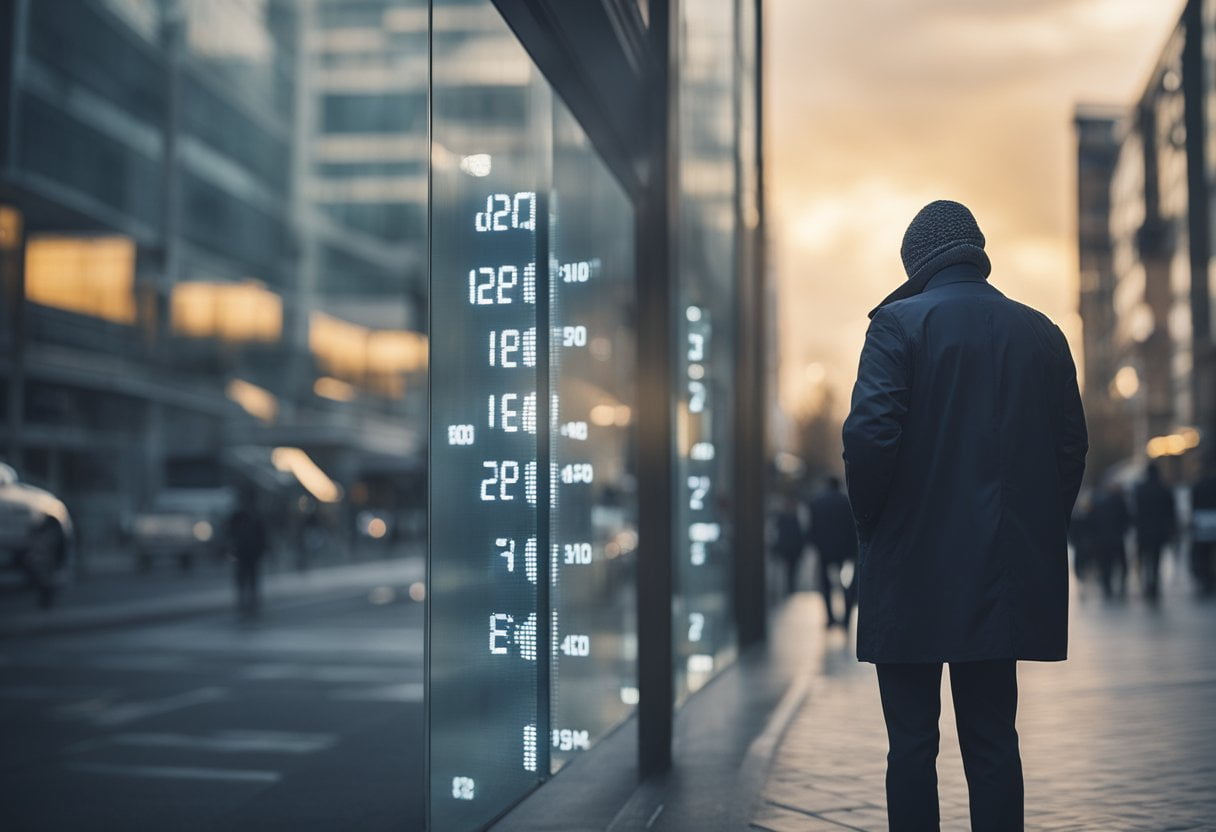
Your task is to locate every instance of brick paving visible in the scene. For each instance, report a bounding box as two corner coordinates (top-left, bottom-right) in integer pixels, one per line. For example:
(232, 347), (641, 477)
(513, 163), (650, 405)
(753, 557), (1216, 831)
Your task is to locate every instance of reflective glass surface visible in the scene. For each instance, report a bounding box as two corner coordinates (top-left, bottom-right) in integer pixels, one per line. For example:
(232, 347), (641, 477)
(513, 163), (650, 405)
(673, 0), (740, 700)
(548, 97), (638, 770)
(7, 0), (427, 573)
(429, 3), (547, 826)
(428, 1), (637, 826)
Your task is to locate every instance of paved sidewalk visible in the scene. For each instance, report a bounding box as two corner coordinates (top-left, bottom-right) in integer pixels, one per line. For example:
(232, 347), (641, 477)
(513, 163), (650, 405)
(753, 565), (1216, 831)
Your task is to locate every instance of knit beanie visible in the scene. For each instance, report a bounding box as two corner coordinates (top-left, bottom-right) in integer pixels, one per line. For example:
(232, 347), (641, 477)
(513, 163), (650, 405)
(869, 200), (992, 318)
(900, 200), (990, 283)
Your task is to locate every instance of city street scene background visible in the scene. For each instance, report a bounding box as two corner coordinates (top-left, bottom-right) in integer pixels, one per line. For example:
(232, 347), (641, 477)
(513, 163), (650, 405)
(0, 1), (1213, 830)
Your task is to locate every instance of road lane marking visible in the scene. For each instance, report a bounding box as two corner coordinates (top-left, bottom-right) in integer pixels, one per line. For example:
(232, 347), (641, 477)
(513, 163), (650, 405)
(330, 682), (423, 702)
(67, 762), (281, 783)
(239, 662), (415, 683)
(0, 684), (116, 701)
(103, 730), (338, 754)
(91, 687), (229, 727)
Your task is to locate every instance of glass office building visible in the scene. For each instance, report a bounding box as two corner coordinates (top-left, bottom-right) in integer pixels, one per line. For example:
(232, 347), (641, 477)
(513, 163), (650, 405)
(1079, 0), (1216, 471)
(1, 1), (765, 829)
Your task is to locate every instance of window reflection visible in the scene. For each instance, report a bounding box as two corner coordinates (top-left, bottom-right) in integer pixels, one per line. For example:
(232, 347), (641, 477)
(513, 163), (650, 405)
(673, 0), (741, 700)
(4, 0), (428, 572)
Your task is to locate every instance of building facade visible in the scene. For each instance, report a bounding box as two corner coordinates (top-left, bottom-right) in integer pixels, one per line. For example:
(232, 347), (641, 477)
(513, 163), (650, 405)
(1076, 0), (1216, 480)
(1, 0), (430, 570)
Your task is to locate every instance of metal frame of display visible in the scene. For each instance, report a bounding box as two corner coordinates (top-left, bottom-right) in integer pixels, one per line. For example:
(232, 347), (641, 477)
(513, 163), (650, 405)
(489, 0), (765, 782)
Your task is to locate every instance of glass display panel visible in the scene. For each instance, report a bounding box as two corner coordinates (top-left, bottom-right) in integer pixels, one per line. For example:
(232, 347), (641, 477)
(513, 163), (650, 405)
(429, 1), (638, 825)
(429, 2), (550, 826)
(548, 97), (638, 771)
(673, 0), (740, 700)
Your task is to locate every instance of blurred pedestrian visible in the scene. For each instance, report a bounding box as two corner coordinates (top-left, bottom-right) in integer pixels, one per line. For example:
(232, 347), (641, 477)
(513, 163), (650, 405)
(228, 489), (267, 619)
(1191, 450), (1216, 595)
(1069, 489), (1096, 586)
(1090, 481), (1130, 598)
(1132, 463), (1175, 598)
(807, 476), (857, 628)
(773, 493), (805, 596)
(843, 200), (1086, 832)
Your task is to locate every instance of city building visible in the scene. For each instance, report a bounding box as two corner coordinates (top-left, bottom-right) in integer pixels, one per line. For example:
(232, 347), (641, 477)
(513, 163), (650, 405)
(1074, 105), (1128, 480)
(1075, 0), (1215, 481)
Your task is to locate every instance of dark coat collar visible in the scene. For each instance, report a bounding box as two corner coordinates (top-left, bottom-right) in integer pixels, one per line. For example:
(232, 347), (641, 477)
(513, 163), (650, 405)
(868, 262), (990, 319)
(923, 262), (988, 290)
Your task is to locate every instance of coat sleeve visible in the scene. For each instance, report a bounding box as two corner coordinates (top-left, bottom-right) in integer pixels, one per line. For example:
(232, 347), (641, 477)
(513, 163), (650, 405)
(1054, 327), (1088, 523)
(842, 309), (911, 534)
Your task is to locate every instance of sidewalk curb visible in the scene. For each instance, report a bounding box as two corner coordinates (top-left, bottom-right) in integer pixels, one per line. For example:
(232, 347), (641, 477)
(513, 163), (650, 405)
(0, 558), (425, 640)
(738, 669), (815, 822)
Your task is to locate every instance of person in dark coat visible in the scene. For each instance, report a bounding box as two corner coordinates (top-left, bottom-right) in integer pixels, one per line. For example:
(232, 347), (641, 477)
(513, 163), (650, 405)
(807, 476), (858, 628)
(228, 491), (268, 619)
(1089, 482), (1130, 598)
(1191, 451), (1216, 595)
(842, 200), (1087, 831)
(1069, 490), (1096, 585)
(773, 494), (805, 596)
(1132, 463), (1175, 598)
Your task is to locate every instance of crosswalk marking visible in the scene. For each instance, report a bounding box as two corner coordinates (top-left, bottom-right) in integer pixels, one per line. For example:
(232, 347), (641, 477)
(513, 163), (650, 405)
(103, 730), (338, 754)
(67, 762), (281, 783)
(91, 687), (229, 727)
(239, 662), (415, 684)
(330, 682), (423, 702)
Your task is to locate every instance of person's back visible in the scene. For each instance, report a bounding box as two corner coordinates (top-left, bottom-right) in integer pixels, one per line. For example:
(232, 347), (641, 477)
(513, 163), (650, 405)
(229, 507), (267, 563)
(1133, 466), (1175, 549)
(808, 477), (858, 628)
(1090, 486), (1129, 549)
(844, 249), (1085, 663)
(842, 200), (1087, 832)
(808, 483), (856, 566)
(1133, 465), (1174, 597)
(1192, 459), (1216, 594)
(228, 499), (267, 618)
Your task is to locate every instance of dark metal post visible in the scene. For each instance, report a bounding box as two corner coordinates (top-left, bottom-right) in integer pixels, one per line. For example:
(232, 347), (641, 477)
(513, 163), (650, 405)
(731, 0), (767, 648)
(1, 205), (24, 470)
(2, 0), (29, 470)
(1183, 0), (1215, 438)
(635, 0), (677, 780)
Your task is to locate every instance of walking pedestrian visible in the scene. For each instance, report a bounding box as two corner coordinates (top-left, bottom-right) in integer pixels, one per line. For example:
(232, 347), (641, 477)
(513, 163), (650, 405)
(1069, 490), (1096, 586)
(773, 494), (805, 596)
(1191, 450), (1216, 595)
(1132, 463), (1175, 598)
(842, 200), (1086, 831)
(1090, 481), (1130, 599)
(807, 476), (857, 629)
(228, 488), (268, 619)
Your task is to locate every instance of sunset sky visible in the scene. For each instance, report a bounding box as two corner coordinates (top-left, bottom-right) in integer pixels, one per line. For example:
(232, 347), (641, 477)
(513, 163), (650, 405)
(766, 0), (1186, 427)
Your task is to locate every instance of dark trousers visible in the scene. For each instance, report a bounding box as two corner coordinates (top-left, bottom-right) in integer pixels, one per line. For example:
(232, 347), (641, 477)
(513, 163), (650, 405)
(234, 559), (262, 617)
(876, 660), (1023, 831)
(1097, 544), (1126, 597)
(778, 549), (801, 596)
(817, 555), (856, 626)
(1138, 542), (1162, 597)
(1193, 542), (1216, 594)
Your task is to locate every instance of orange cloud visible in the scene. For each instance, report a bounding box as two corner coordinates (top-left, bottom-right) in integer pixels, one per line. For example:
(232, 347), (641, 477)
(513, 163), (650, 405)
(768, 0), (1185, 421)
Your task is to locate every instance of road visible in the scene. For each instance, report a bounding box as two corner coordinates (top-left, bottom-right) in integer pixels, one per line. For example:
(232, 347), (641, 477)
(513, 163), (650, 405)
(0, 586), (426, 831)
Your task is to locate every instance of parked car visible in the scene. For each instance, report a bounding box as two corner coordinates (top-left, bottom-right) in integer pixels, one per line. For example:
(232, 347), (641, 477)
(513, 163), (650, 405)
(130, 456), (235, 571)
(0, 463), (74, 608)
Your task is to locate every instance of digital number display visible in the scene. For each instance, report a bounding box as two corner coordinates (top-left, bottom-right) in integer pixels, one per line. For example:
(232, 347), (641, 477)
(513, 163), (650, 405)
(429, 6), (637, 829)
